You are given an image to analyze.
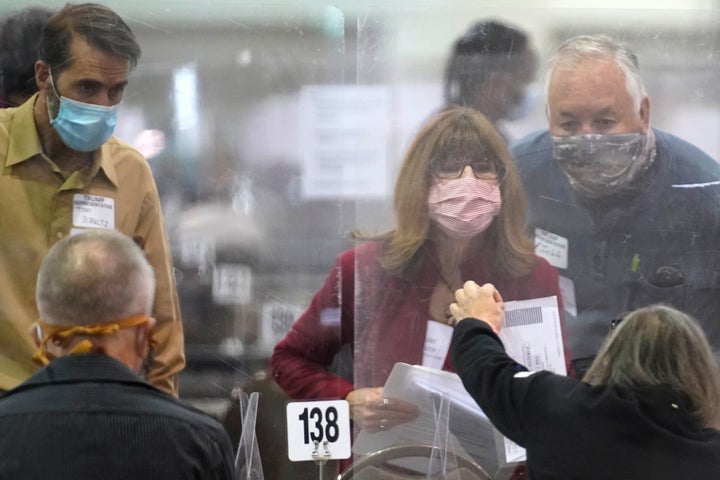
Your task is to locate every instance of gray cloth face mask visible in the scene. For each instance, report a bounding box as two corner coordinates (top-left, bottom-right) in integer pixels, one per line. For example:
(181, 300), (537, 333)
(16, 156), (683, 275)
(552, 131), (656, 199)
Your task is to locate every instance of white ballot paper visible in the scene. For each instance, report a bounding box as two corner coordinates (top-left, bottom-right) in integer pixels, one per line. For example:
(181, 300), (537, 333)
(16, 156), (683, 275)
(496, 295), (566, 466)
(353, 295), (564, 477)
(500, 295), (566, 376)
(353, 362), (498, 475)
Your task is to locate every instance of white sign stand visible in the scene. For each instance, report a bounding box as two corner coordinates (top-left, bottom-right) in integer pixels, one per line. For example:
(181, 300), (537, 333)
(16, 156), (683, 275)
(286, 399), (351, 480)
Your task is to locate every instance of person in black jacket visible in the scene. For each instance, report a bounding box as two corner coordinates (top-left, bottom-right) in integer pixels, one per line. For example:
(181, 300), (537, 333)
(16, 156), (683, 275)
(0, 229), (235, 480)
(450, 281), (720, 480)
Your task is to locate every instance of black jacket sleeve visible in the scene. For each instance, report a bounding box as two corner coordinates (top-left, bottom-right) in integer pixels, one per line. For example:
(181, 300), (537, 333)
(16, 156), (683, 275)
(450, 318), (540, 446)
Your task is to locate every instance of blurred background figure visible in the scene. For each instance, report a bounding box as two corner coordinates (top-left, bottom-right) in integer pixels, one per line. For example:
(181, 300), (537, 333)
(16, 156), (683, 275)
(271, 106), (568, 476)
(444, 19), (539, 140)
(0, 6), (53, 107)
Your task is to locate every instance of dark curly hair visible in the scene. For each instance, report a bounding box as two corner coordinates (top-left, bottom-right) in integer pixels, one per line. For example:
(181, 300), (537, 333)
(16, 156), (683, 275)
(0, 7), (53, 107)
(444, 20), (532, 108)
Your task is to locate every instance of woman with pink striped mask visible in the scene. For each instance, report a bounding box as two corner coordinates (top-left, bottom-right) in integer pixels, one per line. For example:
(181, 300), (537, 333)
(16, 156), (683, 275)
(427, 157), (503, 239)
(271, 107), (570, 477)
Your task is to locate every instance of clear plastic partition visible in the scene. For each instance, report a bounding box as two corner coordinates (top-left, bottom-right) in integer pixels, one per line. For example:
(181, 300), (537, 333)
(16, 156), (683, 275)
(347, 5), (720, 479)
(4, 1), (720, 479)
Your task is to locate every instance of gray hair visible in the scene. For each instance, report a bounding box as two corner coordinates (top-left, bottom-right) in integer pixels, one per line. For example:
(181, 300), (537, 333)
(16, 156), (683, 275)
(545, 34), (646, 111)
(36, 229), (155, 326)
(584, 304), (720, 428)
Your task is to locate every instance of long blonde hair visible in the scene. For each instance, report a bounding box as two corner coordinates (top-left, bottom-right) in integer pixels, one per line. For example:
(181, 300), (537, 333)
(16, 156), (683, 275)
(354, 106), (537, 279)
(584, 304), (720, 428)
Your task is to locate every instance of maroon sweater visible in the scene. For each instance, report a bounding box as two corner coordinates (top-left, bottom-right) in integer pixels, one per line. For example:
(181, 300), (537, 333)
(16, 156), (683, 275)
(271, 241), (568, 401)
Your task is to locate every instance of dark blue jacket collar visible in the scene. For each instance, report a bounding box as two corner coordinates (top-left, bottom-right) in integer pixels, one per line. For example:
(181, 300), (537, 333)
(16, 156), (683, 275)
(3, 354), (155, 397)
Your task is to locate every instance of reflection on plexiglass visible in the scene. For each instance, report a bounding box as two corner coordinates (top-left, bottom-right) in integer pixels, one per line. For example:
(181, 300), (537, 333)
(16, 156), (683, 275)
(2, 2), (720, 479)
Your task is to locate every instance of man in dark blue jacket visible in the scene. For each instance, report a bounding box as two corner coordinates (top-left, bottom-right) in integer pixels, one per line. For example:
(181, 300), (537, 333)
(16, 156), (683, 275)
(511, 34), (720, 374)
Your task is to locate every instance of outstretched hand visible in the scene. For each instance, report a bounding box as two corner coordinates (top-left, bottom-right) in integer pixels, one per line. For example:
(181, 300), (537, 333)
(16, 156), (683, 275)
(450, 281), (505, 332)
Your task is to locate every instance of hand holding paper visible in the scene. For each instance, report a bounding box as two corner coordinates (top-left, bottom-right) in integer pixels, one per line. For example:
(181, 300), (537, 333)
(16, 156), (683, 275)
(345, 386), (419, 432)
(450, 281), (505, 332)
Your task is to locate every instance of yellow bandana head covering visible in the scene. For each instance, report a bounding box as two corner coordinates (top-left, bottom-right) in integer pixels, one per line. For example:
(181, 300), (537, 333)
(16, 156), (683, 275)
(32, 314), (151, 366)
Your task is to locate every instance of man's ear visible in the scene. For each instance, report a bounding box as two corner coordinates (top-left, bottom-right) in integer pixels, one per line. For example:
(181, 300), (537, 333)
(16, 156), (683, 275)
(35, 60), (51, 92)
(639, 96), (651, 131)
(134, 317), (156, 355)
(30, 323), (43, 347)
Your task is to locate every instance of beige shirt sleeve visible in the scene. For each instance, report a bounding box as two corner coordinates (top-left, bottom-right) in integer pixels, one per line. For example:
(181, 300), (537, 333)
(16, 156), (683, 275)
(136, 187), (185, 395)
(110, 146), (185, 396)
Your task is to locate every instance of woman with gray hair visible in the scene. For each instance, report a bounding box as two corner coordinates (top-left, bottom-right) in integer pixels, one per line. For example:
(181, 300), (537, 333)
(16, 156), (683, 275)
(450, 281), (720, 479)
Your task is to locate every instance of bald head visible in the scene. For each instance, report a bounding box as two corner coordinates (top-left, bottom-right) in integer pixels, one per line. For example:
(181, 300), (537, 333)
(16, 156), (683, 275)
(36, 229), (155, 327)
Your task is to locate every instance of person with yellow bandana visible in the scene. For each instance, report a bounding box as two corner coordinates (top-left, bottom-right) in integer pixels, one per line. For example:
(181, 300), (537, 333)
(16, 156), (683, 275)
(0, 229), (234, 480)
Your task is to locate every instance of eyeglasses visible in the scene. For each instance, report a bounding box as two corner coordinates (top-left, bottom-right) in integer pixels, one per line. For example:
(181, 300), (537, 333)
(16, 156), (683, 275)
(434, 158), (506, 183)
(610, 317), (624, 331)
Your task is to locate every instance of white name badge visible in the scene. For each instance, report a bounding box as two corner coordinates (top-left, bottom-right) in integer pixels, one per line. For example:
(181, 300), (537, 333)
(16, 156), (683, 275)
(422, 320), (453, 370)
(73, 194), (115, 230)
(534, 228), (568, 269)
(286, 400), (351, 462)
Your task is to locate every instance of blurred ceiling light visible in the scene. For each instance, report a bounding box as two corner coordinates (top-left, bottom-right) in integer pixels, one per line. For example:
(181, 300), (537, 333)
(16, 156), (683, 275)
(173, 64), (198, 131)
(321, 5), (344, 39)
(133, 129), (166, 160)
(236, 48), (252, 66)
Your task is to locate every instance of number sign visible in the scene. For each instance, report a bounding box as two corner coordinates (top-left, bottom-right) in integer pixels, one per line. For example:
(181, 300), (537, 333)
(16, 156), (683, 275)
(286, 400), (351, 461)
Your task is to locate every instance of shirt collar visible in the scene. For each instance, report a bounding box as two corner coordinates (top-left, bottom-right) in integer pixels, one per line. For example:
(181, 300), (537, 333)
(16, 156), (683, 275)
(5, 93), (119, 188)
(11, 354), (151, 392)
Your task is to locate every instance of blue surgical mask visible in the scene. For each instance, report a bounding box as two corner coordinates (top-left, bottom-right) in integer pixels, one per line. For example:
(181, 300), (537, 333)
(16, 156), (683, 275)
(47, 72), (119, 152)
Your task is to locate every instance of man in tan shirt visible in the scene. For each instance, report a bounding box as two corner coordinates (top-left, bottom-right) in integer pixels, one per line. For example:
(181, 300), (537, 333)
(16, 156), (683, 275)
(0, 3), (184, 395)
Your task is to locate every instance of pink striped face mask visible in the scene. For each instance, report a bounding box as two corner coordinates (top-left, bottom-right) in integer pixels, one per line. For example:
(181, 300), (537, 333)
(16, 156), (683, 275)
(427, 177), (502, 239)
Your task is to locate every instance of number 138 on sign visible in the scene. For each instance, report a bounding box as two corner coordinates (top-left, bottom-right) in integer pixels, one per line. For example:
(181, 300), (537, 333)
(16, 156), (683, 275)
(286, 400), (351, 461)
